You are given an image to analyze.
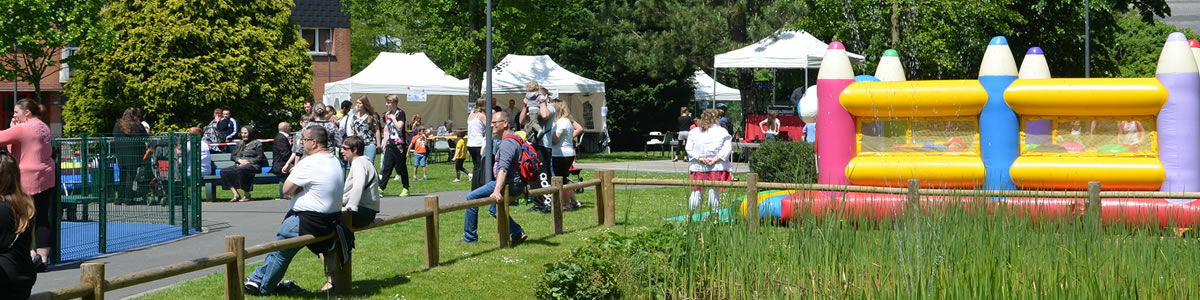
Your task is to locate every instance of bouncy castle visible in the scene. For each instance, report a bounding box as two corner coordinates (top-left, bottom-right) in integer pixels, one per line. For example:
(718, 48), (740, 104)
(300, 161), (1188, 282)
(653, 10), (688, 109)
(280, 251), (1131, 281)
(744, 33), (1200, 228)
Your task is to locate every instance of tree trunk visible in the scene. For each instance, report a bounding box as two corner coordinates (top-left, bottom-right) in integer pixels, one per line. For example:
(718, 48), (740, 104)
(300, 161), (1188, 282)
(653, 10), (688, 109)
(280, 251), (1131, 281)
(468, 0), (483, 102)
(726, 0), (756, 114)
(891, 1), (900, 49)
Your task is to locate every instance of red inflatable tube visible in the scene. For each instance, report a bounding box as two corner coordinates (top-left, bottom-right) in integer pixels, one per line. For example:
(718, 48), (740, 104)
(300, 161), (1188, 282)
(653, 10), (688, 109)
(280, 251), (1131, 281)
(775, 191), (1200, 228)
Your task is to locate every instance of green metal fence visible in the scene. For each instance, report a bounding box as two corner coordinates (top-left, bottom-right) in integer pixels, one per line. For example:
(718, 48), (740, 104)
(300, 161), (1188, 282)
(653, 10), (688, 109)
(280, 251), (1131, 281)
(53, 133), (204, 262)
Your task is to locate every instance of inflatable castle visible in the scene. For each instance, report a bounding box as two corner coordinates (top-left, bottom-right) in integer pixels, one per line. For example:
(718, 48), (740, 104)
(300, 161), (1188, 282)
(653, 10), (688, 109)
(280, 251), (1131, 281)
(744, 33), (1200, 228)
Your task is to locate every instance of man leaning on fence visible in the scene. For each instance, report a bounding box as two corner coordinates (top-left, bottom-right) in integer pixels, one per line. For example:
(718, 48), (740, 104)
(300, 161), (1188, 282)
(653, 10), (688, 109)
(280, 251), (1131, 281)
(462, 111), (528, 244)
(244, 126), (347, 295)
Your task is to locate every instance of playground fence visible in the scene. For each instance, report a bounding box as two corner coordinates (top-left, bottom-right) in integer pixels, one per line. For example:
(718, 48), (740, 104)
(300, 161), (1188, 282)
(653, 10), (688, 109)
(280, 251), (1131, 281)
(53, 133), (204, 263)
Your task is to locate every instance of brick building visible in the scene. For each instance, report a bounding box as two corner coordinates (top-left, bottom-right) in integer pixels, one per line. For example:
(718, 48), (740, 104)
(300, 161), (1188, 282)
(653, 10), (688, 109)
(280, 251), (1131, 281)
(0, 0), (351, 135)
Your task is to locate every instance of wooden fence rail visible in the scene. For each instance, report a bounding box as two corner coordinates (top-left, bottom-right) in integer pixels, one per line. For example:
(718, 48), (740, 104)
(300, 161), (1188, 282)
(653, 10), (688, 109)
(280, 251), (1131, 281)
(31, 170), (613, 300)
(45, 170), (1189, 299)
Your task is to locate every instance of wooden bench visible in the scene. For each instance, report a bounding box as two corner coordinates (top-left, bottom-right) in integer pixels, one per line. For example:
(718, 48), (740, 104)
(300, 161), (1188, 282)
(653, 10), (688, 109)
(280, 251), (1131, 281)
(203, 152), (282, 202)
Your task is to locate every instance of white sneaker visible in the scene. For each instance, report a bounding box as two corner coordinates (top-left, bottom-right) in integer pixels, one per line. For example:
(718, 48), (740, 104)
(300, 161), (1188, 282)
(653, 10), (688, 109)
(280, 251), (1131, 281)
(392, 175), (400, 181)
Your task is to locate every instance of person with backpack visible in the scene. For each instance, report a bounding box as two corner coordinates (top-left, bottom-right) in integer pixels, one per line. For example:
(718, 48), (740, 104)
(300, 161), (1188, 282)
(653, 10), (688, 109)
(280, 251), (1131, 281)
(461, 110), (529, 245)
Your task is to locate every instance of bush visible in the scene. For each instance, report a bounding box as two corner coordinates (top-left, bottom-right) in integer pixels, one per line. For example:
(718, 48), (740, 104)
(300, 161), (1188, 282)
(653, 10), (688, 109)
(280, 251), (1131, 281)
(534, 226), (680, 299)
(749, 141), (816, 183)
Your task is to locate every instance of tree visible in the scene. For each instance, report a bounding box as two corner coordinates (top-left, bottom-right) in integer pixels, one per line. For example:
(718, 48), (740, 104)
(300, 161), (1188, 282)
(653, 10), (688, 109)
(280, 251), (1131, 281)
(0, 0), (108, 104)
(63, 0), (313, 135)
(347, 0), (559, 102)
(793, 0), (1172, 80)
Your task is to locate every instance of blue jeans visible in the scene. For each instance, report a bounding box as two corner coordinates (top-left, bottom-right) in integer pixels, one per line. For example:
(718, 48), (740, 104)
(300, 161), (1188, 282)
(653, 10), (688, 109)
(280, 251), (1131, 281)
(247, 215), (301, 295)
(364, 143), (377, 163)
(463, 181), (525, 242)
(764, 133), (777, 141)
(413, 153), (427, 166)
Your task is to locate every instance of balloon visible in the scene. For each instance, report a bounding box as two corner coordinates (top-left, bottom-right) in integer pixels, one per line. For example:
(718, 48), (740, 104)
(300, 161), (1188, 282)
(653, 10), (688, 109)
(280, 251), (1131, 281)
(799, 84), (819, 123)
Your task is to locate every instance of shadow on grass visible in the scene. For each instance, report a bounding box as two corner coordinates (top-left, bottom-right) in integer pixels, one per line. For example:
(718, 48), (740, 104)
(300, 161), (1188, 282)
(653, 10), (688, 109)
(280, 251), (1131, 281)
(343, 274), (413, 297)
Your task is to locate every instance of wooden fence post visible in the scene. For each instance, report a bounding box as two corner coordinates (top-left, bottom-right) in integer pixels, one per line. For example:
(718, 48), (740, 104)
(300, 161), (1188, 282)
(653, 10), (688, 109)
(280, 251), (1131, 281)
(746, 173), (759, 232)
(424, 195), (440, 268)
(906, 179), (920, 217)
(224, 235), (245, 300)
(594, 170), (606, 225)
(332, 213), (353, 296)
(551, 177), (564, 235)
(81, 262), (105, 300)
(602, 170), (616, 226)
(1087, 181), (1102, 229)
(497, 185), (511, 248)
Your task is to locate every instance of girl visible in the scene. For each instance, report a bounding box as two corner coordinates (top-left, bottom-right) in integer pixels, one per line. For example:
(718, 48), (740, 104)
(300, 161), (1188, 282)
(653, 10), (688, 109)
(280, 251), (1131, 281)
(0, 152), (37, 297)
(685, 109), (733, 217)
(348, 96), (383, 160)
(466, 98), (487, 188)
(759, 111), (781, 141)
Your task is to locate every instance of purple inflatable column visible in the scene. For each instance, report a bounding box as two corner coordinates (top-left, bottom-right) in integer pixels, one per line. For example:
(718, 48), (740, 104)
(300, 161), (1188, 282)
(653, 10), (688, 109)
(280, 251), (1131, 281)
(1157, 33), (1200, 192)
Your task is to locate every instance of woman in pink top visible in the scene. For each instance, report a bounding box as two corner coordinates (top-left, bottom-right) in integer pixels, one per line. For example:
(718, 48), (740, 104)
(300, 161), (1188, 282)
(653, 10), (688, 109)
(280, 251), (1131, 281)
(0, 99), (55, 269)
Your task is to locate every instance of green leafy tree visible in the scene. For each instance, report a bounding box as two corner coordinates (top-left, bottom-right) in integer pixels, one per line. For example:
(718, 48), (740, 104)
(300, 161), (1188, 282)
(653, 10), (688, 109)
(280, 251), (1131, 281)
(794, 0), (1172, 80)
(0, 0), (109, 103)
(63, 0), (312, 135)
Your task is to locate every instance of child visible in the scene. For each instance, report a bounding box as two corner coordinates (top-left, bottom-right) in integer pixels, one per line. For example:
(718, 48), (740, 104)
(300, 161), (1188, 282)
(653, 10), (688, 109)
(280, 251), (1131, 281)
(408, 126), (429, 180)
(452, 131), (470, 182)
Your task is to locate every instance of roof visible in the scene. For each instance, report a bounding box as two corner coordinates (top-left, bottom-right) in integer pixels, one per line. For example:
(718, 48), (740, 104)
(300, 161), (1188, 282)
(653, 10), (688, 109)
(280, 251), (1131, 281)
(692, 70), (741, 101)
(481, 55), (606, 94)
(714, 30), (865, 69)
(322, 52), (469, 106)
(291, 0), (350, 28)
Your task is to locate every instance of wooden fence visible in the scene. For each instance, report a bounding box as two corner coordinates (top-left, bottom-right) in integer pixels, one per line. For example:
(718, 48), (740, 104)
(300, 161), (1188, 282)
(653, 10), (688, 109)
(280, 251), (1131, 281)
(33, 170), (1200, 299)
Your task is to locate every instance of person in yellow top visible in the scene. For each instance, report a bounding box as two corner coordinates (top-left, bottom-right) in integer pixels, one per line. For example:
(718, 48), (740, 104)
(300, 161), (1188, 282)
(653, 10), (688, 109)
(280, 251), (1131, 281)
(453, 131), (470, 182)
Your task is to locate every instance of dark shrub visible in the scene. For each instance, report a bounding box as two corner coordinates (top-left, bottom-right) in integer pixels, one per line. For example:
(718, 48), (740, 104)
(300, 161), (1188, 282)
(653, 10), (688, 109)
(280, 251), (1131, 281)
(534, 226), (680, 299)
(749, 141), (816, 183)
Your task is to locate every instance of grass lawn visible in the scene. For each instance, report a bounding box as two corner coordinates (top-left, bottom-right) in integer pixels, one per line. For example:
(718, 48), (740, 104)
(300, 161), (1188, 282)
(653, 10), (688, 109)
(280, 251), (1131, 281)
(575, 151), (674, 163)
(143, 180), (714, 299)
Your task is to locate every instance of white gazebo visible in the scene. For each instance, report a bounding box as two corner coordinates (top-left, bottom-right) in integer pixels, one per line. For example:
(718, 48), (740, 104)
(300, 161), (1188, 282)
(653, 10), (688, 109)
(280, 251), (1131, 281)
(481, 54), (607, 132)
(323, 52), (472, 128)
(692, 70), (741, 102)
(710, 30), (865, 105)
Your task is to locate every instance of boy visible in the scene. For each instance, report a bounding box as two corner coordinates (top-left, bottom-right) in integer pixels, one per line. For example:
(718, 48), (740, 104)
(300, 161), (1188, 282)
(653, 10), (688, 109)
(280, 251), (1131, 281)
(408, 126), (429, 181)
(452, 131), (470, 182)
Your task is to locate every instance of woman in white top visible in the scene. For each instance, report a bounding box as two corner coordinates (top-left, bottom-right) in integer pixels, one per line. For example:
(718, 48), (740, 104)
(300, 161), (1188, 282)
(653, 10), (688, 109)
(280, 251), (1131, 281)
(550, 103), (584, 182)
(685, 109), (733, 215)
(758, 111), (781, 141)
(466, 98), (488, 188)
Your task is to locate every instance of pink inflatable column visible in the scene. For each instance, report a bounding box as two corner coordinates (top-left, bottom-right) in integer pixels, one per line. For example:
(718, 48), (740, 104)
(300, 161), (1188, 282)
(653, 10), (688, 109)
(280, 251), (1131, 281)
(816, 42), (856, 185)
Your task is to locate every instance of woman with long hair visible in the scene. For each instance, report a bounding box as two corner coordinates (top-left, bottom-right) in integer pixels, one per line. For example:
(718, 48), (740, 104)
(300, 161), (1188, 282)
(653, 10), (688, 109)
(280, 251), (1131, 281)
(0, 98), (53, 271)
(550, 103), (582, 183)
(685, 109), (733, 217)
(409, 113), (424, 133)
(348, 96), (383, 160)
(221, 127), (267, 202)
(113, 107), (149, 206)
(758, 111), (781, 141)
(0, 152), (37, 297)
(466, 98), (487, 188)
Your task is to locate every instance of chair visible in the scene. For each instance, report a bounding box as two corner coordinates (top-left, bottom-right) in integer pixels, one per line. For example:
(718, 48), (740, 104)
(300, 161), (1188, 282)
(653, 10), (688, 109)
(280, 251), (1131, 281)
(644, 131), (666, 157)
(432, 139), (452, 163)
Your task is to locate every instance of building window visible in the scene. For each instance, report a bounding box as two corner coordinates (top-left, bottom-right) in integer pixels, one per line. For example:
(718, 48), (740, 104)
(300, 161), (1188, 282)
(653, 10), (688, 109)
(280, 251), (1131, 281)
(301, 28), (333, 54)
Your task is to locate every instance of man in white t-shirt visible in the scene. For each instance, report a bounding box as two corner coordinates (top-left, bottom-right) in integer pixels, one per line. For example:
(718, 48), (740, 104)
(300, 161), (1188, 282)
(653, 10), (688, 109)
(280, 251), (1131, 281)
(245, 126), (345, 295)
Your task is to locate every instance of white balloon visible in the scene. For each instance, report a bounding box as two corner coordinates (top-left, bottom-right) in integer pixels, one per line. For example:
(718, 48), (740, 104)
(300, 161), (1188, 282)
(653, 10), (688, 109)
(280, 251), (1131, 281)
(799, 85), (819, 123)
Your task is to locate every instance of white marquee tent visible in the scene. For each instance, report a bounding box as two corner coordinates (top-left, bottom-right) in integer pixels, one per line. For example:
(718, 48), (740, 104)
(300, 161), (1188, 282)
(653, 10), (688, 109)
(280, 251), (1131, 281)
(692, 70), (741, 102)
(709, 30), (865, 105)
(481, 54), (607, 131)
(323, 52), (473, 128)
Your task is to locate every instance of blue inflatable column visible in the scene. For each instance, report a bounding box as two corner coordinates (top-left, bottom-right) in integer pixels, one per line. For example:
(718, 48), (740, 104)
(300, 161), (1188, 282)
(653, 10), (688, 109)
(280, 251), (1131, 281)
(978, 36), (1020, 191)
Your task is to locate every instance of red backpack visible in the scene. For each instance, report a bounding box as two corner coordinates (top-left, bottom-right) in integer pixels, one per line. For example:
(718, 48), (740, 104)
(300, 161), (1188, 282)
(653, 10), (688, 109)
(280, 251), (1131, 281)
(502, 134), (542, 183)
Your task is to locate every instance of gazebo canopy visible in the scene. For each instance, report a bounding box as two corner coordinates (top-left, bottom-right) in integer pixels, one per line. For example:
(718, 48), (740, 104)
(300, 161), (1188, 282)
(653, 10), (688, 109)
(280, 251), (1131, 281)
(714, 30), (866, 69)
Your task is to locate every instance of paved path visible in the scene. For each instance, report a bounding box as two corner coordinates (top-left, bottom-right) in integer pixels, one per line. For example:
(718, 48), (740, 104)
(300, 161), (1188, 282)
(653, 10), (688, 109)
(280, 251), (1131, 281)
(33, 191), (470, 300)
(573, 159), (750, 174)
(34, 160), (699, 299)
